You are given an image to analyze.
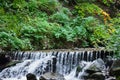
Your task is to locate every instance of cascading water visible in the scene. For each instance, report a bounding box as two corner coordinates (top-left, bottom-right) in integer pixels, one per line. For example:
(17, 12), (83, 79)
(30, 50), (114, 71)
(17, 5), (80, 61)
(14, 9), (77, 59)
(0, 50), (113, 80)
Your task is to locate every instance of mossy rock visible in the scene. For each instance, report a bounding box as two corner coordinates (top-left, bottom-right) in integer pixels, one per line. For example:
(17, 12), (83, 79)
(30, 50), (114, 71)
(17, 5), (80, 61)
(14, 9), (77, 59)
(5, 60), (21, 68)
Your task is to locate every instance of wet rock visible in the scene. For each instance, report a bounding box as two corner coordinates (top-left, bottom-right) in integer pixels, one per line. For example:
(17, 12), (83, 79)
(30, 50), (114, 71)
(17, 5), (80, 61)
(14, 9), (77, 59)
(0, 60), (20, 71)
(76, 66), (82, 77)
(86, 58), (105, 73)
(26, 73), (37, 80)
(6, 60), (21, 67)
(105, 60), (113, 68)
(89, 72), (105, 80)
(109, 59), (120, 77)
(85, 70), (97, 75)
(106, 76), (116, 80)
(39, 72), (65, 80)
(94, 58), (105, 71)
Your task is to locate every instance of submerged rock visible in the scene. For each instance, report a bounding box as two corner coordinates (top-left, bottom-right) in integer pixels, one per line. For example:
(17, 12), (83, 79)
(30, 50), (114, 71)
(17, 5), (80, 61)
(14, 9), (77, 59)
(39, 72), (65, 80)
(26, 73), (37, 80)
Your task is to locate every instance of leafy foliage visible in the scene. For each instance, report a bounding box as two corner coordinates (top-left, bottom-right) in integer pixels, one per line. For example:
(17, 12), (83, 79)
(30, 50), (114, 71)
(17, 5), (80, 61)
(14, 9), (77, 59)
(107, 18), (120, 57)
(0, 0), (119, 52)
(50, 7), (71, 25)
(99, 0), (115, 6)
(74, 3), (102, 17)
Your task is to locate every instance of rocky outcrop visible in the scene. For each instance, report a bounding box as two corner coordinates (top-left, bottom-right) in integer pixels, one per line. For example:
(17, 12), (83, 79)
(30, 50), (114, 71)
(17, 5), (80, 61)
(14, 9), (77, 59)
(76, 58), (117, 80)
(39, 72), (65, 80)
(26, 73), (37, 80)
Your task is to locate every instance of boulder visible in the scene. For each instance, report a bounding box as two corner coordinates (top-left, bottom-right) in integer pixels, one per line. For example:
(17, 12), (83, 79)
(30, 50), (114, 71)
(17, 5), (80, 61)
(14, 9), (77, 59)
(26, 73), (37, 80)
(85, 58), (105, 74)
(39, 72), (65, 80)
(93, 58), (105, 71)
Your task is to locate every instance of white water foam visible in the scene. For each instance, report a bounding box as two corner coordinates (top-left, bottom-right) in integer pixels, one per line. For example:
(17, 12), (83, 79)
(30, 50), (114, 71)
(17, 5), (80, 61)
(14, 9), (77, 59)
(0, 51), (108, 80)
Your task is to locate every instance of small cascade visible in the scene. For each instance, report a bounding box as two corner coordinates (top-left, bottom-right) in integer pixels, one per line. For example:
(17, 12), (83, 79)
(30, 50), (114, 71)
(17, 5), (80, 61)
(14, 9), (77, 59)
(0, 49), (114, 80)
(0, 56), (55, 78)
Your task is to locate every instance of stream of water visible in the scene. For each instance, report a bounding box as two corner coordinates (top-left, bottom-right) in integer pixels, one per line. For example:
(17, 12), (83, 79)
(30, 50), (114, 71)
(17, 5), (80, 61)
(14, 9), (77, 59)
(0, 51), (112, 80)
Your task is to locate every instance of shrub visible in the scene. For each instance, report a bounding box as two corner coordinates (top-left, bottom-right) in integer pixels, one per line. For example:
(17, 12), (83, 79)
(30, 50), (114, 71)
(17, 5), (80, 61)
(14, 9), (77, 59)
(107, 18), (120, 57)
(0, 32), (32, 51)
(74, 3), (102, 17)
(50, 7), (71, 25)
(38, 0), (60, 14)
(80, 17), (111, 47)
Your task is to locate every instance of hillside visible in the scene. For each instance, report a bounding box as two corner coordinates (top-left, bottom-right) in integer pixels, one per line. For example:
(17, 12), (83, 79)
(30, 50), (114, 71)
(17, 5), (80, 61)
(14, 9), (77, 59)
(0, 0), (120, 52)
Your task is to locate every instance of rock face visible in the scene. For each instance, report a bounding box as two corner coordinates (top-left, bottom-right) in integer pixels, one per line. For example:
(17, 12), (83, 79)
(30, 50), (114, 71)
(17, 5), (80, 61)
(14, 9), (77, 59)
(39, 72), (65, 80)
(0, 53), (11, 65)
(26, 73), (37, 80)
(0, 52), (11, 71)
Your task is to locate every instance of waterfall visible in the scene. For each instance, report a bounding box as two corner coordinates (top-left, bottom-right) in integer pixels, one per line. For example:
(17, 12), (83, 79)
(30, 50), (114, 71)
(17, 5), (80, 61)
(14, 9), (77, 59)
(0, 50), (113, 80)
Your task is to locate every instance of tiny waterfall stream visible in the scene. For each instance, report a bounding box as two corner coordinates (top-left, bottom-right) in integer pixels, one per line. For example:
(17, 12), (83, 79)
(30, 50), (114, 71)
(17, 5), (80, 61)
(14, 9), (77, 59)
(0, 50), (113, 80)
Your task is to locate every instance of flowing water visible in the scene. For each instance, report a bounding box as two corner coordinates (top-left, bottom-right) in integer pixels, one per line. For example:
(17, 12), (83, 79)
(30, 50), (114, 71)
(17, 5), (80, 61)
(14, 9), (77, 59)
(0, 50), (113, 80)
